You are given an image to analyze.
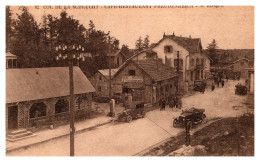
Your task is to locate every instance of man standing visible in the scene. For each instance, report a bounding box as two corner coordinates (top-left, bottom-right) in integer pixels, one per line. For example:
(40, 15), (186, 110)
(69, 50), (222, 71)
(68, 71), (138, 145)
(211, 83), (215, 91)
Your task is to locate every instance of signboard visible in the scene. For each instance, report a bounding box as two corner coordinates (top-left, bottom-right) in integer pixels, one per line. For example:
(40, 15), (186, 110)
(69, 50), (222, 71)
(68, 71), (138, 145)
(123, 82), (145, 89)
(122, 76), (143, 83)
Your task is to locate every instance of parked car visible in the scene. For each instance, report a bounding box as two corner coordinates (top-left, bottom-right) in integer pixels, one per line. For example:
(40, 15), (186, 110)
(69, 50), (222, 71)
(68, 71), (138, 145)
(117, 101), (145, 122)
(173, 108), (206, 128)
(193, 80), (206, 93)
(235, 84), (247, 95)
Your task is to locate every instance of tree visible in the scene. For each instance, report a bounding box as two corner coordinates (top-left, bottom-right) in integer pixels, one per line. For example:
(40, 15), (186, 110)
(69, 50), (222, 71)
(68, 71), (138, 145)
(143, 35), (150, 50)
(207, 39), (219, 65)
(6, 6), (13, 52)
(135, 37), (143, 52)
(13, 7), (41, 67)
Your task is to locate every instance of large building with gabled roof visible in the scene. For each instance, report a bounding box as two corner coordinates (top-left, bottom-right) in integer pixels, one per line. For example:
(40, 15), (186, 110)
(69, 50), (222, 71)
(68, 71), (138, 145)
(6, 66), (95, 130)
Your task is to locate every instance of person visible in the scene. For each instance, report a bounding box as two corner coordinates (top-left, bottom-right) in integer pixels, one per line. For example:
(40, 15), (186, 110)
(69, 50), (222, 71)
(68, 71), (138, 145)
(200, 85), (205, 94)
(221, 80), (224, 87)
(177, 97), (182, 109)
(161, 97), (166, 111)
(226, 76), (229, 82)
(211, 83), (215, 91)
(169, 98), (175, 110)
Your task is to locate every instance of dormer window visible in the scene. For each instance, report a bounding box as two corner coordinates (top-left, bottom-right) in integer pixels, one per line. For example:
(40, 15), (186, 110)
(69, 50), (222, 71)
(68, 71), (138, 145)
(164, 45), (173, 53)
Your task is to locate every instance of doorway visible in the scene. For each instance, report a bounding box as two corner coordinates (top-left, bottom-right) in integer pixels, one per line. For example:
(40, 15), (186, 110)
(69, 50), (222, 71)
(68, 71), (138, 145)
(8, 105), (18, 129)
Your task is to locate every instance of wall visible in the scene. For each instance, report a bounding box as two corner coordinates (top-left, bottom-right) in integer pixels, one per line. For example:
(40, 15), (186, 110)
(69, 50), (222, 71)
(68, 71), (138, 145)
(233, 59), (250, 78)
(152, 38), (189, 81)
(89, 72), (109, 97)
(6, 93), (92, 130)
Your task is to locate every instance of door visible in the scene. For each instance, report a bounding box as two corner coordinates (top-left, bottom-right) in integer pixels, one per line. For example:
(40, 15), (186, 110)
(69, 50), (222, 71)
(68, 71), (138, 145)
(8, 106), (18, 129)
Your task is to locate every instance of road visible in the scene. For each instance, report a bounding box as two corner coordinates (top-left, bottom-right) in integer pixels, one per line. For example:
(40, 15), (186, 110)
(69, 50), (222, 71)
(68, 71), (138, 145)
(7, 79), (248, 156)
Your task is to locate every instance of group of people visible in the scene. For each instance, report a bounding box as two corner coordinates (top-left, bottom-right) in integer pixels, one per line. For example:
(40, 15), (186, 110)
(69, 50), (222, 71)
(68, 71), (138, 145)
(159, 95), (182, 111)
(211, 77), (225, 91)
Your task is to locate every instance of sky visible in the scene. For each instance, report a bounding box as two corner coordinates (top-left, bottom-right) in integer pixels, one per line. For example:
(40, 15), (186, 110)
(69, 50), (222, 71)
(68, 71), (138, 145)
(9, 6), (254, 50)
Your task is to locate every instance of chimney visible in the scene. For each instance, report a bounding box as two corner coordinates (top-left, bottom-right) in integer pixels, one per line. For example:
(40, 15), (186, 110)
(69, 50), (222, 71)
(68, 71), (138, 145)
(180, 35), (182, 37)
(189, 35), (191, 38)
(172, 32), (175, 37)
(163, 32), (166, 38)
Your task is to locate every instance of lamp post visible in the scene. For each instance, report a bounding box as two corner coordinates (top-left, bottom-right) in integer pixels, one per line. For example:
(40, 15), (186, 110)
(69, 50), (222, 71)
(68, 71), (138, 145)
(55, 44), (85, 156)
(176, 51), (180, 92)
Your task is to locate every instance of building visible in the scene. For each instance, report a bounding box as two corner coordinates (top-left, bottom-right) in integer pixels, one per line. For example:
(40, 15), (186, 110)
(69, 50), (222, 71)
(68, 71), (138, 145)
(6, 67), (95, 130)
(6, 52), (18, 69)
(112, 59), (178, 104)
(150, 33), (211, 83)
(89, 68), (120, 97)
(211, 58), (252, 79)
(246, 68), (254, 94)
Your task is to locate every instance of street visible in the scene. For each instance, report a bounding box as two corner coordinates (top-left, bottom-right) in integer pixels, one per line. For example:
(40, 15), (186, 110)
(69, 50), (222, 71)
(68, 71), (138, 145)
(7, 79), (248, 156)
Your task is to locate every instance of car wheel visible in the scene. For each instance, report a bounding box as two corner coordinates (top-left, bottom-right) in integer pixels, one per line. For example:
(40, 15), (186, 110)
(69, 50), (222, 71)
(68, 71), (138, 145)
(141, 111), (146, 118)
(126, 115), (132, 123)
(201, 114), (206, 123)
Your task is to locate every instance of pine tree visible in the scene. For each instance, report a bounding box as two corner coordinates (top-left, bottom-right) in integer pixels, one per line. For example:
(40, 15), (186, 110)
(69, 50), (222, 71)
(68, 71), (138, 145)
(6, 6), (13, 52)
(143, 35), (150, 50)
(207, 39), (219, 65)
(135, 37), (143, 52)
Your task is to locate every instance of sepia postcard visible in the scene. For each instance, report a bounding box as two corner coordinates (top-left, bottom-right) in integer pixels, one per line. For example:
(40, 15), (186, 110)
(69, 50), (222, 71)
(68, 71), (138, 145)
(4, 5), (254, 157)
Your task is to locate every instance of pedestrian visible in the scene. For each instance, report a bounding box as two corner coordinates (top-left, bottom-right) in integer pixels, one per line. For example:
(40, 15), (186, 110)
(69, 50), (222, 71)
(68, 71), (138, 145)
(169, 98), (175, 110)
(217, 79), (220, 87)
(226, 76), (229, 82)
(177, 97), (182, 109)
(161, 97), (166, 111)
(221, 80), (224, 87)
(211, 83), (215, 91)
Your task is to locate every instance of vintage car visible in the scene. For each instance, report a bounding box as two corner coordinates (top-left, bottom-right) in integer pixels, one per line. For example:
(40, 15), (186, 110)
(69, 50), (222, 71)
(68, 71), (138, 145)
(117, 101), (145, 122)
(173, 108), (206, 128)
(235, 84), (247, 95)
(193, 80), (206, 92)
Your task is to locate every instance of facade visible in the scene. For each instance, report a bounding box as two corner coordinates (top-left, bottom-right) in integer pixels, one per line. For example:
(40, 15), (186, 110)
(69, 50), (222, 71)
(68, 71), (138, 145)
(89, 68), (120, 97)
(6, 67), (95, 130)
(246, 68), (254, 94)
(108, 50), (127, 68)
(211, 58), (252, 79)
(6, 52), (18, 69)
(150, 33), (211, 83)
(112, 59), (178, 104)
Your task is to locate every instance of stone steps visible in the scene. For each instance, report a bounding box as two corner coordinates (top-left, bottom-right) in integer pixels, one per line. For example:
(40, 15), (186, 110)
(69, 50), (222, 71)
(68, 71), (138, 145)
(6, 129), (36, 142)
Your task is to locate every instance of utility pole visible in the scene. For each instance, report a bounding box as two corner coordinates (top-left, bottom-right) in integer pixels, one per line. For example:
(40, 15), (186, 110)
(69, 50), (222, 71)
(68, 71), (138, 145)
(176, 51), (180, 92)
(69, 59), (75, 156)
(108, 36), (115, 117)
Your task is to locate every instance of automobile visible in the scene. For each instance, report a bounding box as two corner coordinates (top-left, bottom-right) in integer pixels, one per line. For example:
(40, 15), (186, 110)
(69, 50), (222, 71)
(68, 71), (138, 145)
(117, 101), (145, 123)
(235, 84), (247, 95)
(173, 108), (206, 128)
(193, 80), (206, 92)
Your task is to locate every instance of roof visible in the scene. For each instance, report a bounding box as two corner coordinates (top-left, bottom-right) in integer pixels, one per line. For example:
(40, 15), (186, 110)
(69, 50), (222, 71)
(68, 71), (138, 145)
(6, 52), (18, 59)
(152, 35), (201, 53)
(113, 59), (177, 82)
(108, 50), (126, 58)
(126, 49), (157, 62)
(98, 68), (119, 78)
(6, 67), (95, 103)
(233, 58), (250, 64)
(211, 58), (251, 69)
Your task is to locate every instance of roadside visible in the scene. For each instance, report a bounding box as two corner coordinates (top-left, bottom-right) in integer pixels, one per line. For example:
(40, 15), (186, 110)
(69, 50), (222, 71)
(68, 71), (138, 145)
(140, 112), (254, 156)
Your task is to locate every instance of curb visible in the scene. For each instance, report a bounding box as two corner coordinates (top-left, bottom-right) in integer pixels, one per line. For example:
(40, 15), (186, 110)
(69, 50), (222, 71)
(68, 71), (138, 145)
(6, 120), (113, 153)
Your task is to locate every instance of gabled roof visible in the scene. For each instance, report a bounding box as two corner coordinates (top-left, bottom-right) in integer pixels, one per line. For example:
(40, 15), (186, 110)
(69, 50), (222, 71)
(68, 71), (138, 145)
(108, 49), (126, 58)
(126, 49), (157, 62)
(232, 58), (250, 64)
(152, 35), (201, 53)
(98, 68), (119, 78)
(6, 52), (18, 59)
(113, 59), (177, 82)
(6, 67), (95, 103)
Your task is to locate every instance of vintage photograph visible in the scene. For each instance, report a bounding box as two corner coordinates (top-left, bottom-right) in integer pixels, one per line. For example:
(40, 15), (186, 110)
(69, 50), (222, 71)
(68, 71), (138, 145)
(5, 5), (254, 156)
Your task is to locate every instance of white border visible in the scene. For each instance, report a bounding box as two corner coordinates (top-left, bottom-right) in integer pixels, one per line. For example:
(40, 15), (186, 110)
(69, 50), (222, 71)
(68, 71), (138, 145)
(0, 1), (259, 162)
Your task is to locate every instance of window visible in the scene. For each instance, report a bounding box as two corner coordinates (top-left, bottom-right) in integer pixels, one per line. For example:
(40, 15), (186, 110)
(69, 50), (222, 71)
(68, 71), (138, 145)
(30, 102), (47, 118)
(99, 76), (102, 80)
(55, 99), (69, 114)
(190, 58), (194, 66)
(98, 86), (102, 92)
(201, 58), (204, 66)
(201, 70), (204, 79)
(117, 57), (120, 65)
(129, 70), (136, 76)
(164, 45), (173, 53)
(8, 59), (12, 69)
(196, 58), (200, 65)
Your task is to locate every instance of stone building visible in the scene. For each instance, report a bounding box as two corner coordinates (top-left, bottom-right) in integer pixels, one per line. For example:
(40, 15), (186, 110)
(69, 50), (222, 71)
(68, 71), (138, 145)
(6, 67), (95, 130)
